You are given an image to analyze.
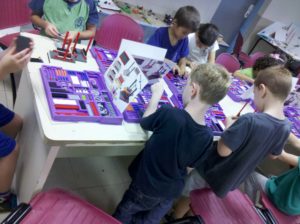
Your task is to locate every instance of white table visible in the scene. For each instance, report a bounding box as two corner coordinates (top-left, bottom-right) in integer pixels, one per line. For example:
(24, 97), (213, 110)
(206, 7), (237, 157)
(14, 33), (253, 203)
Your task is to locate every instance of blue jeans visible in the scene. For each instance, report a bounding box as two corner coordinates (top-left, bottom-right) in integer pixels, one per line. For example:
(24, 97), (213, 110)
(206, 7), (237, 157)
(113, 184), (173, 224)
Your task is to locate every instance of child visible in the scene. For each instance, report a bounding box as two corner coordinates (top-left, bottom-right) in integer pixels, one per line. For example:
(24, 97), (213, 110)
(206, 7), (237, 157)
(147, 6), (200, 76)
(113, 64), (230, 224)
(233, 52), (287, 83)
(244, 133), (300, 215)
(0, 39), (32, 212)
(187, 23), (219, 66)
(173, 66), (292, 219)
(29, 0), (99, 41)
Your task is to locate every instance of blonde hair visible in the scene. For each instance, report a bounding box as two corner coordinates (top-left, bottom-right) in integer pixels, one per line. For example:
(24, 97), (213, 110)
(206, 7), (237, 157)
(254, 67), (292, 101)
(190, 64), (230, 104)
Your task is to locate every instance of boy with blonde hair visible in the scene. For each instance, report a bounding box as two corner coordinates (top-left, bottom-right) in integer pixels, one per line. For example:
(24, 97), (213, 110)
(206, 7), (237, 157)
(113, 64), (230, 224)
(173, 66), (292, 219)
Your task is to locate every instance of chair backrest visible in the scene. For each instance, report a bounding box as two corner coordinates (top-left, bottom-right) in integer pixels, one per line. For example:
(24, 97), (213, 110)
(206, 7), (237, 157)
(216, 53), (240, 73)
(95, 13), (144, 51)
(0, 0), (32, 29)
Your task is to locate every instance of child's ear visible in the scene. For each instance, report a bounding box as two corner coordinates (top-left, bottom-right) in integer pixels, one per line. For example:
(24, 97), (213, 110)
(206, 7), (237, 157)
(191, 82), (199, 98)
(259, 83), (267, 98)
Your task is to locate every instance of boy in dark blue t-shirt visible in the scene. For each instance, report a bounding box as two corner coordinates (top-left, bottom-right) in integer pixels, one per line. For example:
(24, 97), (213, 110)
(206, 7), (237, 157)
(147, 6), (200, 76)
(113, 64), (230, 224)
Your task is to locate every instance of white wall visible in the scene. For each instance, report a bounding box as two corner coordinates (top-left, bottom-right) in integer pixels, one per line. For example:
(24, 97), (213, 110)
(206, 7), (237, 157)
(262, 0), (300, 26)
(120, 0), (222, 23)
(243, 0), (300, 52)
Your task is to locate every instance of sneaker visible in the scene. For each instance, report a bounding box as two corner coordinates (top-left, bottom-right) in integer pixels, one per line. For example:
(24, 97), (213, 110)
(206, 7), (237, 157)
(0, 193), (17, 213)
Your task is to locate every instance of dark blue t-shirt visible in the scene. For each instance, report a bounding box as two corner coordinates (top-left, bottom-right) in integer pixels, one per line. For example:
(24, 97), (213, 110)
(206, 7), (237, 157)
(29, 0), (99, 25)
(147, 27), (189, 63)
(198, 113), (291, 198)
(129, 105), (213, 199)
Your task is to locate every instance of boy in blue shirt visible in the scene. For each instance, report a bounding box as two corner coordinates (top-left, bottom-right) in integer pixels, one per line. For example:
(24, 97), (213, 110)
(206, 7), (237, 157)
(0, 39), (32, 212)
(147, 6), (200, 76)
(113, 64), (230, 224)
(173, 66), (292, 219)
(29, 0), (99, 42)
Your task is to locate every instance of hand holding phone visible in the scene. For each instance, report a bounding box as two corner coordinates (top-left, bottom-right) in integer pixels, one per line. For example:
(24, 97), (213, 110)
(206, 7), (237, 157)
(16, 35), (32, 52)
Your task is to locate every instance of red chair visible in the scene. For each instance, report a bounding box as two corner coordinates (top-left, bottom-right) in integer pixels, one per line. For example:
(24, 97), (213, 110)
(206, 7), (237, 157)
(216, 53), (240, 73)
(190, 188), (264, 224)
(94, 13), (144, 51)
(0, 0), (38, 105)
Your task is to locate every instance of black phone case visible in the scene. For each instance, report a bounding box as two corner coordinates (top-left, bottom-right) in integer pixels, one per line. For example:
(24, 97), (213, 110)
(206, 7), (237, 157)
(16, 36), (31, 52)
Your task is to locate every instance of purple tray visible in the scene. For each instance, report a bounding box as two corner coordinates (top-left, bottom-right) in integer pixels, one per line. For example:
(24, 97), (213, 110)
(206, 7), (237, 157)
(90, 47), (117, 73)
(284, 106), (300, 137)
(227, 78), (252, 102)
(123, 85), (172, 123)
(40, 65), (123, 125)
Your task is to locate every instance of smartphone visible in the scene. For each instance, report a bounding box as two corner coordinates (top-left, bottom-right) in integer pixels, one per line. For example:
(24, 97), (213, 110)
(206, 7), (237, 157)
(16, 35), (32, 52)
(30, 57), (43, 63)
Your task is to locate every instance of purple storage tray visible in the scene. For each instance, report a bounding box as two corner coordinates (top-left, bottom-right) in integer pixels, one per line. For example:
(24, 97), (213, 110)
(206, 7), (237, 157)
(227, 78), (252, 102)
(40, 65), (123, 125)
(90, 47), (117, 73)
(123, 85), (172, 123)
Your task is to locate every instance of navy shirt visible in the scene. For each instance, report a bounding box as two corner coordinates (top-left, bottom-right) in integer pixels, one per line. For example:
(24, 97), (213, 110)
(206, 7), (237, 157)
(29, 0), (99, 26)
(129, 105), (213, 199)
(198, 113), (291, 197)
(147, 27), (189, 63)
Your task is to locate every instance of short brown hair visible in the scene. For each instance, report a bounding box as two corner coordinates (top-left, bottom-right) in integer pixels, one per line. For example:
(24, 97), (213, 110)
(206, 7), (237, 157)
(254, 67), (292, 101)
(190, 64), (230, 104)
(174, 6), (200, 32)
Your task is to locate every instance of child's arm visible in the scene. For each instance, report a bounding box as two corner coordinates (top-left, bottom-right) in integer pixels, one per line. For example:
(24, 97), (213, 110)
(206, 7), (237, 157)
(207, 50), (216, 64)
(286, 132), (300, 149)
(232, 70), (254, 83)
(31, 13), (59, 38)
(143, 79), (164, 118)
(277, 150), (298, 167)
(174, 57), (187, 76)
(217, 139), (232, 157)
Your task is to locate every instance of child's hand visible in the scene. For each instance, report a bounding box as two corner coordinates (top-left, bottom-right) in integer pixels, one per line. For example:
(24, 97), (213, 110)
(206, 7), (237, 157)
(150, 79), (164, 99)
(45, 22), (59, 38)
(173, 65), (185, 76)
(63, 31), (78, 43)
(0, 42), (32, 75)
(225, 116), (238, 128)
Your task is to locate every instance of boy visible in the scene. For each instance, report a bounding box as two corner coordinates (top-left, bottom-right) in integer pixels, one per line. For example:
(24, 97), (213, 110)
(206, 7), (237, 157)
(0, 39), (32, 212)
(147, 6), (200, 76)
(29, 0), (99, 41)
(173, 66), (292, 219)
(233, 53), (287, 83)
(113, 64), (230, 224)
(187, 23), (219, 66)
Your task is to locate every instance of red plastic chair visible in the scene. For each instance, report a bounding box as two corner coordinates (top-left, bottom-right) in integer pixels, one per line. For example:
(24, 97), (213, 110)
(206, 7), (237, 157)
(216, 53), (240, 73)
(0, 0), (38, 105)
(190, 188), (264, 224)
(95, 13), (144, 51)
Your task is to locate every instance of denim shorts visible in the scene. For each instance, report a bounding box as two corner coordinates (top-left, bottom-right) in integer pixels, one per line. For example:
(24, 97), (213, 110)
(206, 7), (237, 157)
(113, 184), (173, 224)
(0, 104), (16, 157)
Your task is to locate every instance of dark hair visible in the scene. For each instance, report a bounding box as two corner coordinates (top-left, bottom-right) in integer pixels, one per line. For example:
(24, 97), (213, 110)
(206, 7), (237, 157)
(197, 23), (219, 46)
(253, 56), (286, 79)
(173, 6), (200, 32)
(254, 67), (292, 101)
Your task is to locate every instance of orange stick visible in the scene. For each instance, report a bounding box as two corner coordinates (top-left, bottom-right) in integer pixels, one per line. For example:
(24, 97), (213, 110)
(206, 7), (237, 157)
(72, 32), (80, 54)
(236, 101), (249, 117)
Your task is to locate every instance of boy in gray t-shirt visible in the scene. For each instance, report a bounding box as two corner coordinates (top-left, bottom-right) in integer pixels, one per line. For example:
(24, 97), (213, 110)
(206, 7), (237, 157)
(172, 66), (292, 219)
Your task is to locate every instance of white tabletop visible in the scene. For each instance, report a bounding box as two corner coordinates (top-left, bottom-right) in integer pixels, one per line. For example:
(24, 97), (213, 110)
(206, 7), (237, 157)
(22, 32), (254, 145)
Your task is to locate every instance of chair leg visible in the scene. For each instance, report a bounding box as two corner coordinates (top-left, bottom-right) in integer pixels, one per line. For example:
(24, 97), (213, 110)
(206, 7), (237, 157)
(10, 73), (17, 107)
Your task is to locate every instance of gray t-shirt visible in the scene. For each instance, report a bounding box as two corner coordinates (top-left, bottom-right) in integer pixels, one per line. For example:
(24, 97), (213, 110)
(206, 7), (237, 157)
(198, 112), (291, 197)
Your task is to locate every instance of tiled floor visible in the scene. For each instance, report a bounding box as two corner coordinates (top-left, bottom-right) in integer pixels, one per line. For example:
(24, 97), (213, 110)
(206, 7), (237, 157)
(0, 74), (136, 221)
